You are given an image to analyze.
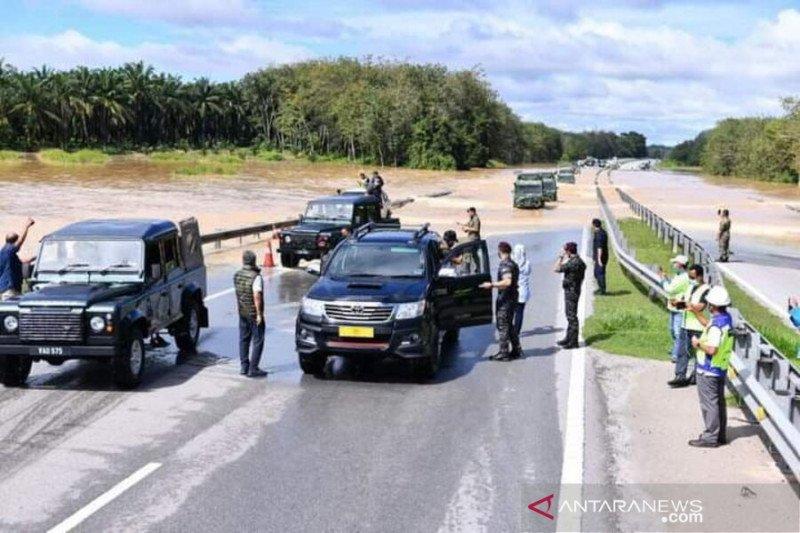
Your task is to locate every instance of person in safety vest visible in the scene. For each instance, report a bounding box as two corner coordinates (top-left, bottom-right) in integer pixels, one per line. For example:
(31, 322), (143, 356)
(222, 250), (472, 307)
(688, 286), (734, 448)
(669, 264), (710, 388)
(658, 255), (691, 363)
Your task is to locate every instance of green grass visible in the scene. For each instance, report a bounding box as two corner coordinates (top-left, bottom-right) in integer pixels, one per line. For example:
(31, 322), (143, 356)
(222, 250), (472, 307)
(723, 277), (800, 360)
(147, 149), (246, 175)
(618, 218), (675, 272)
(584, 246), (673, 360)
(173, 160), (243, 175)
(38, 148), (110, 165)
(0, 150), (24, 162)
(657, 160), (702, 173)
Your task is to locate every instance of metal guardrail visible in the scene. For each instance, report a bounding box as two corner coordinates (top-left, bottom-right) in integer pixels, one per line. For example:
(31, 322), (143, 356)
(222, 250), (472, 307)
(597, 186), (800, 481)
(199, 190), (451, 248)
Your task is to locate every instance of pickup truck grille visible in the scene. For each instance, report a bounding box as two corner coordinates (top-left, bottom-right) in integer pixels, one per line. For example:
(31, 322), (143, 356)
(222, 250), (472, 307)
(20, 308), (84, 342)
(325, 302), (394, 323)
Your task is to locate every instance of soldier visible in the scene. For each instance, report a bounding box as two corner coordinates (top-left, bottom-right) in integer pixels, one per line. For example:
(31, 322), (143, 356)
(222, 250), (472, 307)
(367, 170), (384, 208)
(480, 241), (521, 361)
(554, 241), (586, 349)
(717, 208), (731, 262)
(458, 207), (481, 241)
(234, 250), (267, 377)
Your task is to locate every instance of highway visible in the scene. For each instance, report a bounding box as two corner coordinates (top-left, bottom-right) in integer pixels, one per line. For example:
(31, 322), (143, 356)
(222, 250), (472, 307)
(0, 229), (593, 532)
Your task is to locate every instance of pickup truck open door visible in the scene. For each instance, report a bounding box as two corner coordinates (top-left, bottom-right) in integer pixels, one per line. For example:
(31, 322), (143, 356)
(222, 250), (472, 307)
(434, 240), (493, 330)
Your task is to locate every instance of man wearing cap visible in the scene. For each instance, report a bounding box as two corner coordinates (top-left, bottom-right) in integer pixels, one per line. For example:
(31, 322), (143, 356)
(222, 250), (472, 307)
(459, 207), (481, 242)
(669, 264), (710, 388)
(689, 286), (734, 447)
(553, 241), (586, 349)
(234, 250), (267, 377)
(480, 241), (521, 360)
(658, 255), (691, 363)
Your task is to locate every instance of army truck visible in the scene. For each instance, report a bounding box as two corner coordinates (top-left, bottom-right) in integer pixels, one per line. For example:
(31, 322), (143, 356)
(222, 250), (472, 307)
(542, 174), (558, 202)
(277, 192), (398, 268)
(556, 168), (576, 184)
(513, 173), (546, 209)
(0, 218), (209, 388)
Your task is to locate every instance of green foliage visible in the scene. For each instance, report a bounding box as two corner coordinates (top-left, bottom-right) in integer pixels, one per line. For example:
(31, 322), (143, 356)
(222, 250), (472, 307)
(38, 148), (110, 164)
(618, 218), (675, 272)
(524, 122), (562, 162)
(0, 149), (23, 162)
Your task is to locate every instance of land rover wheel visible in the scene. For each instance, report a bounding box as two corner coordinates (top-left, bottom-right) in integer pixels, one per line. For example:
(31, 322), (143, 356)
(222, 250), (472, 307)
(299, 353), (324, 375)
(281, 252), (299, 268)
(174, 298), (201, 354)
(114, 330), (146, 389)
(412, 318), (440, 381)
(0, 355), (32, 387)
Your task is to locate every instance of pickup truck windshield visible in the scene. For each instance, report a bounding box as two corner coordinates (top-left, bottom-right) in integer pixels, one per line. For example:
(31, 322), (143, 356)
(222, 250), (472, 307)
(326, 243), (426, 278)
(37, 239), (144, 274)
(305, 202), (353, 221)
(516, 182), (543, 192)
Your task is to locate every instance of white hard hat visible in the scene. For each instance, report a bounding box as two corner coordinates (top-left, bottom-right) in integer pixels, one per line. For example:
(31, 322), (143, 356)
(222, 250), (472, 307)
(706, 286), (731, 307)
(670, 254), (689, 266)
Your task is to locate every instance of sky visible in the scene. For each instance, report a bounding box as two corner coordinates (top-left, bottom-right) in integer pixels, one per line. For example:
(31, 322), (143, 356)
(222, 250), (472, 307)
(2, 0), (800, 145)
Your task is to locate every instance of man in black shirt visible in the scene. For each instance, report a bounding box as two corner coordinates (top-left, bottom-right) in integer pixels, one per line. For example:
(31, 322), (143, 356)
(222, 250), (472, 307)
(480, 241), (522, 361)
(591, 219), (609, 295)
(554, 241), (586, 349)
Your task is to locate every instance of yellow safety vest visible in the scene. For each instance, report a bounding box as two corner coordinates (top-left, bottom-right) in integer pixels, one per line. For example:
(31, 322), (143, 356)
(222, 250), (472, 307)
(683, 283), (710, 332)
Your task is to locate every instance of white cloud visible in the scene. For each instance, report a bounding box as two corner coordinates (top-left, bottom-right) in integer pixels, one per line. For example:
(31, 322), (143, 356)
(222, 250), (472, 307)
(0, 29), (312, 79)
(77, 0), (260, 26)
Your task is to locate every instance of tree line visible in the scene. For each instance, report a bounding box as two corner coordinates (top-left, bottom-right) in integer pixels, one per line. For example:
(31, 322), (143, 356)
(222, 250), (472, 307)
(0, 58), (647, 169)
(667, 99), (800, 183)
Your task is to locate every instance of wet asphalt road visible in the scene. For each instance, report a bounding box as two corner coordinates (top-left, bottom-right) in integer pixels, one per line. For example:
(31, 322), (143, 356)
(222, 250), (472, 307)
(0, 229), (585, 532)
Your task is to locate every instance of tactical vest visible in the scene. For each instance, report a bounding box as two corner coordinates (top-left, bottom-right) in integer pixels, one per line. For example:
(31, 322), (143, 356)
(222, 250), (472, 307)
(234, 267), (262, 319)
(683, 283), (710, 332)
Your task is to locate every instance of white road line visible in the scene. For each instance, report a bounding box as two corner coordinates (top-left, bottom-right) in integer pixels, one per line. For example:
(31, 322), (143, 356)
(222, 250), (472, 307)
(556, 226), (589, 532)
(47, 462), (162, 533)
(204, 287), (234, 302)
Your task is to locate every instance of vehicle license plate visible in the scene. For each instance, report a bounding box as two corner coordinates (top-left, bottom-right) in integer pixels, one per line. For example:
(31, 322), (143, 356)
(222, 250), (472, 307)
(32, 346), (69, 356)
(338, 326), (374, 338)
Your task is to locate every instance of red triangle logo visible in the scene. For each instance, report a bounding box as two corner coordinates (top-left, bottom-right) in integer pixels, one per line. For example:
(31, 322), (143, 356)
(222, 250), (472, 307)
(528, 493), (555, 520)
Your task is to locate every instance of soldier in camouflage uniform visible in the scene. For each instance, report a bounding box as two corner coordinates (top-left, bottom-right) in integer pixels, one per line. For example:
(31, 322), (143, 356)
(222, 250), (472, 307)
(234, 250), (267, 377)
(481, 241), (521, 361)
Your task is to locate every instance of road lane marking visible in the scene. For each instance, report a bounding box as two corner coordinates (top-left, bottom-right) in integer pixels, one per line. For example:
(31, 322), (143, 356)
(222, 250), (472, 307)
(47, 462), (162, 533)
(556, 226), (589, 532)
(204, 287), (234, 302)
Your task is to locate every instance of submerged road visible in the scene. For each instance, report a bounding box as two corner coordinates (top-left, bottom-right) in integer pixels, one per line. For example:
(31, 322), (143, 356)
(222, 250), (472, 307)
(0, 229), (590, 532)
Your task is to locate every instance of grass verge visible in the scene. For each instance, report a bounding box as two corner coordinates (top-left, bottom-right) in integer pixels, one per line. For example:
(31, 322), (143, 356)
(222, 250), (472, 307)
(583, 244), (672, 360)
(0, 150), (24, 162)
(618, 218), (675, 271)
(38, 148), (110, 165)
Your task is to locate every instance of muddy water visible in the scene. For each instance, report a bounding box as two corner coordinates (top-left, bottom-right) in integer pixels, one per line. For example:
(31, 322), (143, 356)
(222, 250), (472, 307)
(0, 158), (510, 259)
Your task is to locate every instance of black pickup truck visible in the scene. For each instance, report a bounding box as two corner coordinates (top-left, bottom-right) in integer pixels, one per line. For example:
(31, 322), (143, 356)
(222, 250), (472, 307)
(0, 218), (209, 388)
(276, 192), (398, 268)
(295, 223), (493, 380)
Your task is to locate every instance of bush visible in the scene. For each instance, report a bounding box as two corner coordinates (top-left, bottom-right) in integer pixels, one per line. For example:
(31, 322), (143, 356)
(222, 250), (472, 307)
(38, 149), (110, 164)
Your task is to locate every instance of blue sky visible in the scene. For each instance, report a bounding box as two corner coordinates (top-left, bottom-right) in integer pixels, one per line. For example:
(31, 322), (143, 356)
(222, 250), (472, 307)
(2, 0), (800, 144)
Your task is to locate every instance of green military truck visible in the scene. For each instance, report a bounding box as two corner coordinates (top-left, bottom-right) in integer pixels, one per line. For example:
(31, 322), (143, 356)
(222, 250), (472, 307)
(556, 167), (576, 184)
(542, 174), (558, 202)
(513, 173), (546, 209)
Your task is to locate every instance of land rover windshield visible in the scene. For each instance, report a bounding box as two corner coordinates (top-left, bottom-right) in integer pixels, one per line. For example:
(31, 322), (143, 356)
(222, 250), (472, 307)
(326, 242), (426, 278)
(36, 239), (144, 279)
(304, 202), (353, 222)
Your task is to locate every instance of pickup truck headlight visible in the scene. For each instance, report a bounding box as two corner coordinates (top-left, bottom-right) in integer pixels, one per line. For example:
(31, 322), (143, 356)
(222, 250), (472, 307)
(395, 300), (426, 320)
(90, 316), (106, 333)
(301, 298), (325, 317)
(3, 315), (18, 333)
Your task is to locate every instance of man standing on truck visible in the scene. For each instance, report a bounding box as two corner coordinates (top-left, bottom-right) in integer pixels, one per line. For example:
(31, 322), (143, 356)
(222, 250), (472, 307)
(367, 171), (384, 207)
(0, 217), (35, 300)
(480, 241), (521, 361)
(234, 250), (267, 377)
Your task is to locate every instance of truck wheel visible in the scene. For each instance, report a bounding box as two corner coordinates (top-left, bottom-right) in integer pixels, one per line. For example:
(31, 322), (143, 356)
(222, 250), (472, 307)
(174, 298), (201, 354)
(280, 253), (299, 268)
(412, 319), (440, 381)
(443, 328), (460, 345)
(114, 330), (146, 389)
(299, 353), (324, 375)
(0, 356), (32, 387)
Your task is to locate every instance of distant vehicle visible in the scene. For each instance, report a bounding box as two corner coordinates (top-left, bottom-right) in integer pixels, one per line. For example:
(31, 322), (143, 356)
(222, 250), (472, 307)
(598, 159), (607, 168)
(556, 168), (576, 184)
(277, 192), (399, 268)
(542, 174), (558, 202)
(296, 223), (492, 380)
(514, 172), (548, 208)
(0, 218), (209, 388)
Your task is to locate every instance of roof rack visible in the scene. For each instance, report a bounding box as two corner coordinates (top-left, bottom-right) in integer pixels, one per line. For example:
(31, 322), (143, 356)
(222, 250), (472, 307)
(352, 221), (430, 241)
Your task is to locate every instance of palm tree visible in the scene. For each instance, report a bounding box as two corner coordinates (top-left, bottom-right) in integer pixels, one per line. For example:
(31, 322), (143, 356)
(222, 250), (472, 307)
(189, 78), (222, 145)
